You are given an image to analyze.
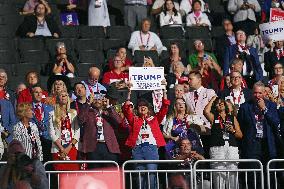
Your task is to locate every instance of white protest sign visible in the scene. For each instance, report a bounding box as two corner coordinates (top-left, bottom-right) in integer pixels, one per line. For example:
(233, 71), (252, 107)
(129, 67), (164, 90)
(259, 21), (284, 43)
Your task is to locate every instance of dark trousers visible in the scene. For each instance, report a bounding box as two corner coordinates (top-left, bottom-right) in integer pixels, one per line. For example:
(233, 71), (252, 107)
(242, 138), (271, 189)
(40, 137), (52, 163)
(86, 143), (119, 169)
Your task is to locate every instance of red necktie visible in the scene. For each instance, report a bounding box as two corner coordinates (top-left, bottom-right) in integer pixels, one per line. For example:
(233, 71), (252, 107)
(194, 91), (199, 106)
(35, 105), (42, 122)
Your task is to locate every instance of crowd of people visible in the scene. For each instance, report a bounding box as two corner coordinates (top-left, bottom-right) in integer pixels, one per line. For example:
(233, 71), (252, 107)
(0, 0), (284, 188)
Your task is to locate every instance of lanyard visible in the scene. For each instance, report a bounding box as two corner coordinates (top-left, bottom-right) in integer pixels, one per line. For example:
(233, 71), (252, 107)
(75, 101), (80, 114)
(86, 81), (99, 94)
(276, 49), (284, 60)
(230, 88), (243, 105)
(140, 31), (150, 47)
(217, 115), (229, 130)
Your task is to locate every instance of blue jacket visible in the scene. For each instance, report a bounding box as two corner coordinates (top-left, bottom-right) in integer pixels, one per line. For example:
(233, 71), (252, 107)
(0, 100), (17, 143)
(223, 44), (263, 82)
(237, 100), (281, 159)
(31, 103), (54, 140)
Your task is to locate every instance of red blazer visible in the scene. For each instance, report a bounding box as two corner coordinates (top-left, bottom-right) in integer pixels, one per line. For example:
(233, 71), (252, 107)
(122, 99), (170, 148)
(17, 88), (49, 104)
(78, 105), (122, 154)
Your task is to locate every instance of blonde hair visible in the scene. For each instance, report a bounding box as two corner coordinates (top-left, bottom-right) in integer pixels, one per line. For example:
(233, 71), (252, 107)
(54, 92), (75, 128)
(16, 103), (32, 120)
(51, 80), (67, 96)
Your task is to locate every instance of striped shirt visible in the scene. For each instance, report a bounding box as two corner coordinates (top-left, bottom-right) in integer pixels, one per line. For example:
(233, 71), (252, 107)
(13, 121), (43, 161)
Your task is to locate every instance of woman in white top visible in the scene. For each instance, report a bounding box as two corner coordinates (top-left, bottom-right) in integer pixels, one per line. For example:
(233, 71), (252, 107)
(88, 0), (110, 27)
(13, 103), (43, 161)
(49, 91), (80, 170)
(159, 0), (182, 27)
(186, 0), (211, 29)
(180, 0), (207, 15)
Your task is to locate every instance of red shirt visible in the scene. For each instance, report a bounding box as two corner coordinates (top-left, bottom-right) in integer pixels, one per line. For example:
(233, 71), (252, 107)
(102, 70), (129, 85)
(17, 88), (49, 104)
(108, 58), (133, 71)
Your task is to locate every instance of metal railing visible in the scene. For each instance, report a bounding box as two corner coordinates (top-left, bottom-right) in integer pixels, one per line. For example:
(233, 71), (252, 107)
(193, 159), (264, 189)
(267, 159), (284, 189)
(122, 160), (193, 189)
(44, 160), (120, 189)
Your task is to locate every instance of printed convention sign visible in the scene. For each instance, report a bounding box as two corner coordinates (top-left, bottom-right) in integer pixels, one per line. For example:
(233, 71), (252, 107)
(270, 8), (284, 22)
(259, 20), (284, 43)
(129, 67), (164, 90)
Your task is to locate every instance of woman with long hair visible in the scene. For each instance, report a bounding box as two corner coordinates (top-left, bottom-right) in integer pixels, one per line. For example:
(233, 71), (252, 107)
(161, 42), (188, 75)
(49, 91), (80, 170)
(159, 0), (182, 27)
(163, 98), (204, 159)
(204, 96), (242, 189)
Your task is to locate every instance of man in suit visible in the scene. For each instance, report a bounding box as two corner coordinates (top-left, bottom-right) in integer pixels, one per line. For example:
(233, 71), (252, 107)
(237, 81), (281, 187)
(0, 69), (16, 106)
(31, 85), (54, 163)
(78, 91), (122, 168)
(223, 30), (263, 88)
(215, 19), (236, 68)
(264, 40), (284, 79)
(184, 71), (216, 131)
(0, 99), (17, 160)
(238, 81), (281, 161)
(18, 71), (49, 104)
(219, 71), (252, 112)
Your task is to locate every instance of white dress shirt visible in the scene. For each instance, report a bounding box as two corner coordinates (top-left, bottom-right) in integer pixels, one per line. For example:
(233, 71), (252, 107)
(159, 11), (183, 27)
(186, 12), (211, 29)
(128, 30), (167, 55)
(180, 0), (206, 14)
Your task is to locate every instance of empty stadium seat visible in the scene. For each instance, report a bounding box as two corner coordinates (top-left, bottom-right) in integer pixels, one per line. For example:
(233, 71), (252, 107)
(59, 25), (78, 38)
(19, 50), (50, 64)
(103, 39), (126, 51)
(211, 26), (225, 38)
(14, 63), (41, 76)
(0, 25), (16, 38)
(160, 26), (185, 39)
(0, 38), (15, 51)
(106, 26), (131, 41)
(78, 26), (105, 39)
(134, 50), (159, 66)
(0, 50), (18, 64)
(17, 38), (45, 52)
(185, 26), (211, 39)
(74, 38), (103, 51)
(0, 4), (16, 16)
(77, 63), (100, 77)
(78, 50), (105, 66)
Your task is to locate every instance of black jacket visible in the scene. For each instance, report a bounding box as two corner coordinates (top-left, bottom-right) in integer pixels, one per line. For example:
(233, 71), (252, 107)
(264, 49), (284, 79)
(218, 88), (252, 103)
(17, 15), (61, 38)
